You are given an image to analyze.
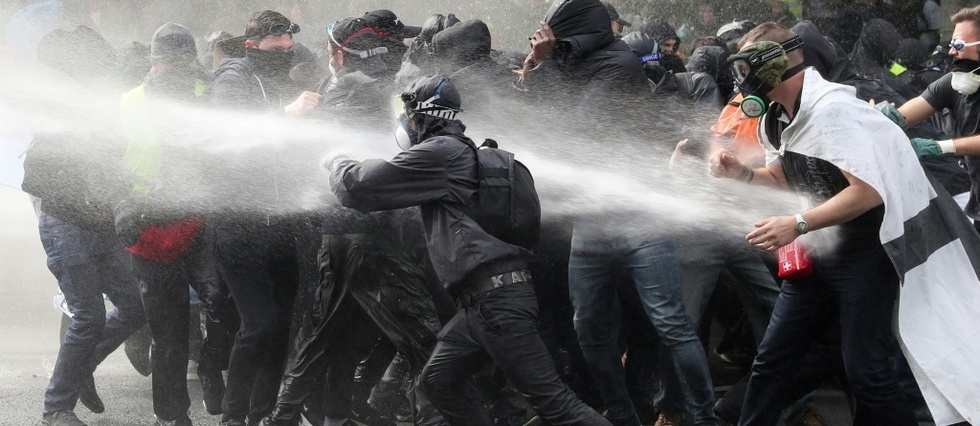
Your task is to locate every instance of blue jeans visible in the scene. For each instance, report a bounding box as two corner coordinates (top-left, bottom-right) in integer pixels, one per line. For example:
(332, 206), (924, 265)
(39, 214), (146, 414)
(738, 244), (916, 426)
(659, 232), (780, 411)
(568, 227), (717, 425)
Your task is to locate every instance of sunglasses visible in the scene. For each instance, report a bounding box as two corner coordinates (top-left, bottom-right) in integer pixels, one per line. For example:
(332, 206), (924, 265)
(266, 22), (300, 37)
(951, 39), (980, 52)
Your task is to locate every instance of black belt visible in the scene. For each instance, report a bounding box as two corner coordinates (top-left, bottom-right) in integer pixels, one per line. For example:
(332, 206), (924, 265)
(457, 270), (532, 307)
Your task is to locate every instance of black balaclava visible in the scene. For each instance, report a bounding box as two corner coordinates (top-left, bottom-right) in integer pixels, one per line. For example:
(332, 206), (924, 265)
(246, 48), (294, 80)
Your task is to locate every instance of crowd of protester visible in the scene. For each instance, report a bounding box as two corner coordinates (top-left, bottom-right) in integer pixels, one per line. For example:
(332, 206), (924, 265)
(7, 0), (980, 426)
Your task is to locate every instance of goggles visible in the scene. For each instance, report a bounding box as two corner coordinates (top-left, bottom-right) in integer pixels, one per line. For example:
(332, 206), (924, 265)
(399, 78), (460, 120)
(327, 21), (389, 59)
(728, 36), (803, 86)
(951, 39), (980, 52)
(255, 22), (300, 39)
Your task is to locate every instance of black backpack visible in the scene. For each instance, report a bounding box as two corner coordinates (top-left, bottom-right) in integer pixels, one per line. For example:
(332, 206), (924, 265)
(463, 139), (541, 250)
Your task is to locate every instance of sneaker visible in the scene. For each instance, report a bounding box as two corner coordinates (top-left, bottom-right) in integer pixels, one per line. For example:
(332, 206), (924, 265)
(40, 410), (87, 426)
(78, 376), (104, 414)
(155, 416), (193, 426)
(654, 409), (684, 426)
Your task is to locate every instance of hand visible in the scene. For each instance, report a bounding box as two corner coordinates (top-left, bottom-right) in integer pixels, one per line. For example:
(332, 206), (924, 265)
(669, 139), (689, 170)
(285, 91), (322, 116)
(515, 22), (556, 87)
(874, 100), (907, 131)
(909, 137), (954, 158)
(323, 154), (351, 172)
(708, 149), (748, 180)
(746, 215), (799, 252)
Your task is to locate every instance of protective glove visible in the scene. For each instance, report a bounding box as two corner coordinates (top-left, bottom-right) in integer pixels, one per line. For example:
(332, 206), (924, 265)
(322, 154), (352, 172)
(875, 101), (907, 131)
(910, 138), (956, 158)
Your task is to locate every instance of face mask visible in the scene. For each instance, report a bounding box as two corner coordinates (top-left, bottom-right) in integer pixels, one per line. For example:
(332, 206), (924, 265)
(394, 114), (418, 150)
(144, 64), (200, 99)
(950, 60), (980, 95)
(951, 70), (980, 95)
(246, 48), (294, 77)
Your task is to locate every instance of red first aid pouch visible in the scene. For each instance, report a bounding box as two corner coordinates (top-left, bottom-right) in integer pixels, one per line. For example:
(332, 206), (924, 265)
(777, 240), (814, 281)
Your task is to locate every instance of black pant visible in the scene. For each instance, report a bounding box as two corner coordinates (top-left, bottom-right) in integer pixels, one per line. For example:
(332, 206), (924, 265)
(270, 234), (443, 423)
(134, 229), (237, 421)
(214, 218), (301, 423)
(419, 281), (610, 426)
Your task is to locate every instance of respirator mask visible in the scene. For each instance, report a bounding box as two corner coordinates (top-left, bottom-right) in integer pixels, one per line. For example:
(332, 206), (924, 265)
(727, 36), (805, 117)
(950, 59), (980, 96)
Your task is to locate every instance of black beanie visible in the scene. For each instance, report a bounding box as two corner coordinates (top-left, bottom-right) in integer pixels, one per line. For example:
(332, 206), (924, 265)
(150, 22), (197, 63)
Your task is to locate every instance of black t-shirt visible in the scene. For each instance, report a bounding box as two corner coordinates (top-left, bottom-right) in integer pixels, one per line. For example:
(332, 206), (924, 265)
(923, 73), (980, 218)
(764, 102), (885, 251)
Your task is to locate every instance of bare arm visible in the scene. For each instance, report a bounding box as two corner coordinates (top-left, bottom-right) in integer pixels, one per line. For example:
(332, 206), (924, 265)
(708, 149), (787, 189)
(896, 96), (937, 127)
(899, 96), (980, 155)
(746, 170), (883, 251)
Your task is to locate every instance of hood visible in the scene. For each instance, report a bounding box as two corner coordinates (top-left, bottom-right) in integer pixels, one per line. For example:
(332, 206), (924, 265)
(544, 0), (616, 60)
(416, 114), (467, 142)
(894, 38), (929, 69)
(850, 19), (900, 72)
(791, 20), (857, 84)
(686, 45), (727, 82)
(639, 16), (678, 44)
(430, 19), (492, 69)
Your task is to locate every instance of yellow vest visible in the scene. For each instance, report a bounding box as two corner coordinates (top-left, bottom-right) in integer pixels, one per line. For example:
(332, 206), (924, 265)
(119, 80), (206, 196)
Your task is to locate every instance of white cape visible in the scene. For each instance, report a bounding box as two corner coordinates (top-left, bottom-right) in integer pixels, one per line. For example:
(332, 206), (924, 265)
(760, 68), (980, 425)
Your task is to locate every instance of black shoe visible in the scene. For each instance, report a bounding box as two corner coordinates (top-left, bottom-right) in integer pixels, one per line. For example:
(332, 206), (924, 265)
(40, 410), (88, 426)
(219, 418), (246, 426)
(124, 325), (153, 377)
(198, 362), (225, 415)
(78, 376), (104, 414)
(155, 416), (193, 426)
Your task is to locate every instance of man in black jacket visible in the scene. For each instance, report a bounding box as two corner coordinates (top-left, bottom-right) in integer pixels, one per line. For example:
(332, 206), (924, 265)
(516, 0), (650, 114)
(328, 76), (609, 426)
(208, 10), (316, 426)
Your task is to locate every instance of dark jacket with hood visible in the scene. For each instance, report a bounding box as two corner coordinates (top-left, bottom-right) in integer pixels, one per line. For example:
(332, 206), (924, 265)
(211, 53), (301, 111)
(330, 118), (528, 292)
(209, 53), (315, 220)
(527, 0), (650, 114)
(429, 19), (515, 114)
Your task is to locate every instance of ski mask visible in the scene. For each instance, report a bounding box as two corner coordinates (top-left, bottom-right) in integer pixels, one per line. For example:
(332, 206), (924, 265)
(950, 59), (980, 96)
(727, 36), (805, 117)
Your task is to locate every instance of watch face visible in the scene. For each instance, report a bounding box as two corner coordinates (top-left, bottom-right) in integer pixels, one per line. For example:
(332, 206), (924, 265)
(796, 221), (808, 234)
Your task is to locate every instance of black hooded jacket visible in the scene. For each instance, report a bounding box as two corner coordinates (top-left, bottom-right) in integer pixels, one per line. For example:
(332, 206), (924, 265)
(849, 19), (901, 80)
(429, 20), (515, 113)
(527, 0), (650, 113)
(330, 118), (528, 292)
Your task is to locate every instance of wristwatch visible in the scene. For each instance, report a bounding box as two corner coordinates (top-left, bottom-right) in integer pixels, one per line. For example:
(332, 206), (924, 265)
(794, 213), (809, 235)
